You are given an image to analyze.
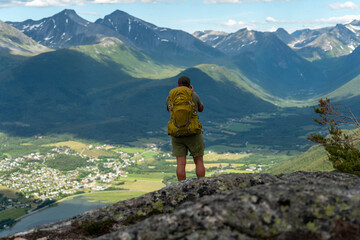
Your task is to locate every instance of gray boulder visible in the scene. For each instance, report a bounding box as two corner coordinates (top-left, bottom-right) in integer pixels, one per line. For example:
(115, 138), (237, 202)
(5, 172), (360, 240)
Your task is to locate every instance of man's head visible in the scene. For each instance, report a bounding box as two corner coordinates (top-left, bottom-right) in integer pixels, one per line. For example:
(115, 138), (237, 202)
(178, 76), (191, 87)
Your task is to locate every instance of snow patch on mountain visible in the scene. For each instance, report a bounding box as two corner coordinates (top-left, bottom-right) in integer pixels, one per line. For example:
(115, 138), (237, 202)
(346, 24), (360, 35)
(44, 36), (54, 41)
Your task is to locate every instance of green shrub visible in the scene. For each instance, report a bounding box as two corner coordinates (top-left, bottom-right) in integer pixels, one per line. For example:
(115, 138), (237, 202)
(308, 98), (360, 176)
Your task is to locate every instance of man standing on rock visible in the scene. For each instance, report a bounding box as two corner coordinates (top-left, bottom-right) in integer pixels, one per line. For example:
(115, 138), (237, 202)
(167, 76), (205, 181)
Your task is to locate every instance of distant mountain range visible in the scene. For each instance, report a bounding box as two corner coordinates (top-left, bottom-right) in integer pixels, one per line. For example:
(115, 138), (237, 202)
(1, 9), (360, 145)
(6, 9), (223, 66)
(6, 10), (130, 50)
(194, 20), (360, 61)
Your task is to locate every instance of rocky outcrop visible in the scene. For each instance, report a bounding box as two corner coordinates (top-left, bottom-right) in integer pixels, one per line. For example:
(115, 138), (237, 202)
(4, 172), (360, 240)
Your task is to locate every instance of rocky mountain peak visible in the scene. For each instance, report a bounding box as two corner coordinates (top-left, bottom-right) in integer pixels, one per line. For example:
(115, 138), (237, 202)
(108, 9), (131, 18)
(192, 30), (228, 47)
(275, 27), (294, 44)
(57, 9), (77, 17)
(96, 9), (156, 31)
(276, 27), (288, 34)
(53, 9), (88, 24)
(234, 27), (251, 35)
(213, 28), (280, 55)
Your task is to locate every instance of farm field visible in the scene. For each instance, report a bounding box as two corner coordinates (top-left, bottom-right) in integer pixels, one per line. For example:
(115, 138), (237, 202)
(120, 179), (166, 192)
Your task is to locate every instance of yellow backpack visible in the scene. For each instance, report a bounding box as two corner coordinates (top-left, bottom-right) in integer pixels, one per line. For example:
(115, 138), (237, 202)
(167, 86), (202, 137)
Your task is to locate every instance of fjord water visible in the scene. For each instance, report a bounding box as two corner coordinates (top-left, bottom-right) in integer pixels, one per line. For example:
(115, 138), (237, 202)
(0, 197), (108, 237)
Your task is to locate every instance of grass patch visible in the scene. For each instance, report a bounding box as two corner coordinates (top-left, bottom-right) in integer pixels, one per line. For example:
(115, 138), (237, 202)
(0, 208), (29, 221)
(207, 145), (245, 153)
(0, 186), (18, 198)
(81, 149), (114, 158)
(165, 159), (176, 162)
(2, 153), (11, 158)
(121, 180), (165, 192)
(43, 141), (87, 152)
(237, 154), (292, 166)
(20, 143), (32, 146)
(43, 141), (113, 158)
(115, 147), (146, 154)
(204, 152), (250, 161)
(124, 173), (165, 181)
(141, 152), (158, 159)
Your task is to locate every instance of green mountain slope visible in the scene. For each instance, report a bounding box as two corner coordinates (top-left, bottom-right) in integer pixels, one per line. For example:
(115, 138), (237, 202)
(327, 74), (360, 101)
(0, 47), (279, 143)
(72, 37), (183, 79)
(267, 127), (360, 174)
(322, 47), (360, 102)
(195, 64), (320, 107)
(266, 144), (333, 174)
(0, 49), (26, 73)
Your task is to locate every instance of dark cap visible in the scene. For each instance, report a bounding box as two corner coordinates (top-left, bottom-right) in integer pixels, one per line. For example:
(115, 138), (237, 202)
(178, 76), (191, 86)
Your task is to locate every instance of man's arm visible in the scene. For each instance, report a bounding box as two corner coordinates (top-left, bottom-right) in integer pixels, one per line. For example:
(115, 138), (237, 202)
(192, 91), (204, 112)
(166, 96), (170, 112)
(198, 103), (204, 112)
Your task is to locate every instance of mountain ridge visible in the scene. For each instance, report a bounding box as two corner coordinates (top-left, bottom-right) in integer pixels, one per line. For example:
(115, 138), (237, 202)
(6, 9), (132, 49)
(94, 10), (225, 66)
(194, 21), (360, 61)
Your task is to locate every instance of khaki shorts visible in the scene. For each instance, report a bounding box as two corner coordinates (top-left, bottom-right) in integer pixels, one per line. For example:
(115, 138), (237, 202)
(171, 134), (205, 157)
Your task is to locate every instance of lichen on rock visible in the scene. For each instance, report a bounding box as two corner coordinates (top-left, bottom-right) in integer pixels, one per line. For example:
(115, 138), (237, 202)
(4, 172), (360, 240)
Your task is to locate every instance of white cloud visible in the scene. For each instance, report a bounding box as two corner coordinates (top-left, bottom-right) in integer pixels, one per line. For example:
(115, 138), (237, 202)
(328, 1), (358, 10)
(220, 19), (247, 28)
(262, 15), (360, 25)
(265, 17), (277, 23)
(309, 14), (360, 24)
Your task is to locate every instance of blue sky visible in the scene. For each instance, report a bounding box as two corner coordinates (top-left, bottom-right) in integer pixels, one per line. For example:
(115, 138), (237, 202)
(0, 0), (360, 33)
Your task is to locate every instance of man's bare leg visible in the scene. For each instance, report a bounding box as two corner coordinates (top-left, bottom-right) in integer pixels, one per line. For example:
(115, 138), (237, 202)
(176, 156), (186, 181)
(193, 156), (205, 178)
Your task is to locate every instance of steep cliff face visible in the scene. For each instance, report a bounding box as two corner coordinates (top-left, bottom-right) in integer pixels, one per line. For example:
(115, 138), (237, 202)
(5, 172), (360, 240)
